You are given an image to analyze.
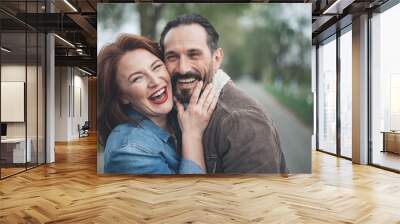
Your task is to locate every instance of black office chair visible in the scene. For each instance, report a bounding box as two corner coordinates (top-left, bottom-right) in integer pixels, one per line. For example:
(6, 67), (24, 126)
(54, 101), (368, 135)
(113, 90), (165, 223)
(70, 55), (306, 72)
(78, 121), (90, 138)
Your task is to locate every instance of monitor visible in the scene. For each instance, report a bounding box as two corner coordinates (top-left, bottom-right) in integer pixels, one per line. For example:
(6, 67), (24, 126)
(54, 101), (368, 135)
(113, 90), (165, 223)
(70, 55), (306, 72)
(1, 123), (7, 137)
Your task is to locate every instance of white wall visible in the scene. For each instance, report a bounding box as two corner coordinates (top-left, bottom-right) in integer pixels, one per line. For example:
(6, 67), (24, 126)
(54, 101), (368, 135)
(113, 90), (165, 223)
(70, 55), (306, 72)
(54, 67), (89, 141)
(72, 73), (89, 138)
(1, 65), (26, 132)
(55, 66), (69, 141)
(1, 65), (41, 138)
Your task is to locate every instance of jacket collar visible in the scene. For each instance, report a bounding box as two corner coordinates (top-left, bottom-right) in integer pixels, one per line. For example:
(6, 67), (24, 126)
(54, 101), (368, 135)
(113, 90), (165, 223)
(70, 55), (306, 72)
(213, 69), (231, 96)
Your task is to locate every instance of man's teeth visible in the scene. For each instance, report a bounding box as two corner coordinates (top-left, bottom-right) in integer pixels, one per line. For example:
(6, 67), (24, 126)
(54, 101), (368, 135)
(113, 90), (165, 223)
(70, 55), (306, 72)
(178, 78), (196, 83)
(151, 88), (166, 98)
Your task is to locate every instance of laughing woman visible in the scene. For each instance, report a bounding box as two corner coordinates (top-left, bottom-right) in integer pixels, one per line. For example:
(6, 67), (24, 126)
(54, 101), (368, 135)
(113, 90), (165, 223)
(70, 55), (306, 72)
(98, 34), (217, 174)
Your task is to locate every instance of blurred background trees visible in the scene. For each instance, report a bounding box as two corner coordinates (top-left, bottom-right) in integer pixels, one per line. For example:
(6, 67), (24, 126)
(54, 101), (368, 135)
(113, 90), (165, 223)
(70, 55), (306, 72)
(98, 3), (312, 126)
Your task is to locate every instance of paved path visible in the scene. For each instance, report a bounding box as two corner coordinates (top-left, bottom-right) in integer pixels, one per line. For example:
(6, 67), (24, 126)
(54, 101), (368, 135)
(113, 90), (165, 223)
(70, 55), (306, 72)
(236, 77), (312, 173)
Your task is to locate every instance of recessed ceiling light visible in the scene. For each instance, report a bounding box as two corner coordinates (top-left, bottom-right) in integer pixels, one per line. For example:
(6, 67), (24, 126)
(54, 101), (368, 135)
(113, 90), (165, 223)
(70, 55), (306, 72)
(78, 67), (92, 76)
(54, 34), (75, 48)
(1, 47), (11, 53)
(63, 0), (78, 12)
(322, 0), (354, 15)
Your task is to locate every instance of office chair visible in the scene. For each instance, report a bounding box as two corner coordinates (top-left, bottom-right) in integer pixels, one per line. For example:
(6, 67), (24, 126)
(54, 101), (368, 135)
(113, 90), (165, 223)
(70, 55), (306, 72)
(78, 121), (90, 138)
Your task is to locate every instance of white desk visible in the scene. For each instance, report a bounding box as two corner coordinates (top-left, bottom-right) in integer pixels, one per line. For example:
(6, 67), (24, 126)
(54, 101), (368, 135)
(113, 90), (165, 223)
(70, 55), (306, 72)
(1, 138), (31, 163)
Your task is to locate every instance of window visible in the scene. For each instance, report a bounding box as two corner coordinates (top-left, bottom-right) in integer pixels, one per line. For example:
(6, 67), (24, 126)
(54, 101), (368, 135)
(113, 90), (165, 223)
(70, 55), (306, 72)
(317, 36), (337, 154)
(371, 3), (400, 171)
(339, 28), (352, 158)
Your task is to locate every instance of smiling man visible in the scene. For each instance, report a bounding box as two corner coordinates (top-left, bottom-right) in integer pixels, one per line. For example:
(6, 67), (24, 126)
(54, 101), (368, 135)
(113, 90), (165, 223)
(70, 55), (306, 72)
(160, 14), (288, 174)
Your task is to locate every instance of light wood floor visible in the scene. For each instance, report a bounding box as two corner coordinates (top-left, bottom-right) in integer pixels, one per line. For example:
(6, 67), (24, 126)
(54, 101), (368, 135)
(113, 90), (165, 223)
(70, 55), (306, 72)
(0, 134), (400, 223)
(1, 167), (26, 178)
(373, 151), (400, 171)
(1, 163), (45, 178)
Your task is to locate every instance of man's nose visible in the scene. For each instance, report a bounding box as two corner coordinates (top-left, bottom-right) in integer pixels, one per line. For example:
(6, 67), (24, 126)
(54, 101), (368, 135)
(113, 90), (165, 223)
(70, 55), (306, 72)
(177, 57), (191, 74)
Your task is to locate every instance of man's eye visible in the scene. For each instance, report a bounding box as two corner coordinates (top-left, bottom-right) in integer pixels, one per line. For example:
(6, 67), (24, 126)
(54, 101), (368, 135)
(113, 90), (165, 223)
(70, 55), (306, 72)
(166, 55), (177, 61)
(189, 53), (200, 59)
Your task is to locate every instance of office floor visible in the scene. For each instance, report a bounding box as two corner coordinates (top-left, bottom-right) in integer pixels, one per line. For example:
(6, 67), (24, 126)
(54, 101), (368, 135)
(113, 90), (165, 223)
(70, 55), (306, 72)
(372, 150), (400, 171)
(0, 134), (399, 223)
(1, 163), (44, 178)
(0, 167), (25, 177)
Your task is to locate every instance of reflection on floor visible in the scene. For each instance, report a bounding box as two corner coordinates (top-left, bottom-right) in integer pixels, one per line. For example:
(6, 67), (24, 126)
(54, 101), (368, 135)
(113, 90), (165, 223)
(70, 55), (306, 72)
(341, 147), (352, 159)
(0, 163), (41, 178)
(0, 167), (25, 177)
(373, 151), (400, 171)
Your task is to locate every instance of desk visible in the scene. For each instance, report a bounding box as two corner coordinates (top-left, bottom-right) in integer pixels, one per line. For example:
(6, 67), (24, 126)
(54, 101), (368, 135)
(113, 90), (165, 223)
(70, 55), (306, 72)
(382, 131), (400, 154)
(1, 138), (31, 163)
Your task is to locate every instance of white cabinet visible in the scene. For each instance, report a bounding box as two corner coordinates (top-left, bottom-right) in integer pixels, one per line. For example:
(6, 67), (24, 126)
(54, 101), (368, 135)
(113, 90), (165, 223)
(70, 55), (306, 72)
(1, 138), (32, 163)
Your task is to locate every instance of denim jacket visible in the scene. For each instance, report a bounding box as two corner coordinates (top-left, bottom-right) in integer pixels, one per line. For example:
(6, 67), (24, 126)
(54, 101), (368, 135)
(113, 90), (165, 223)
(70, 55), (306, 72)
(104, 110), (204, 174)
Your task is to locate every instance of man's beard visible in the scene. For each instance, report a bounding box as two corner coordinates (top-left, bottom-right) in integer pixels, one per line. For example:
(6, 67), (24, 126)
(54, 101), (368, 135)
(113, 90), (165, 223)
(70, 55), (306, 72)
(171, 72), (202, 104)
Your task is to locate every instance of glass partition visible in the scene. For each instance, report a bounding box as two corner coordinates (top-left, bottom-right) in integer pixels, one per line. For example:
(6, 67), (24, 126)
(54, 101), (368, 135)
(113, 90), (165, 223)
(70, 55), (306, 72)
(27, 31), (38, 169)
(38, 32), (45, 165)
(317, 36), (337, 155)
(1, 30), (28, 177)
(0, 1), (46, 179)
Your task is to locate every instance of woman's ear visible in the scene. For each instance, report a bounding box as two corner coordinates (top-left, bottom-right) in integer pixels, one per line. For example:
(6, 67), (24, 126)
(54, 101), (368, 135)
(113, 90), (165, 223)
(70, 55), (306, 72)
(119, 94), (130, 105)
(212, 48), (224, 71)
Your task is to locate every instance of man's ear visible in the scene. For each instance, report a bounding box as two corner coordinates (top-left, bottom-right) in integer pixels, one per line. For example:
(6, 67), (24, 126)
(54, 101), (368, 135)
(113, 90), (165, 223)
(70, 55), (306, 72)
(213, 48), (224, 71)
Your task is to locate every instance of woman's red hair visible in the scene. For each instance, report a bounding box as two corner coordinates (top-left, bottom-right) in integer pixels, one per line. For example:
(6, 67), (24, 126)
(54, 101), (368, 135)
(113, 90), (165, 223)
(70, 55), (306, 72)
(97, 34), (162, 145)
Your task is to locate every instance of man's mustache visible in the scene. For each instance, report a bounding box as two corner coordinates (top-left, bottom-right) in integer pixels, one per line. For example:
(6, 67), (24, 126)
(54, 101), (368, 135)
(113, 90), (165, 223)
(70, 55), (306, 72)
(171, 72), (202, 86)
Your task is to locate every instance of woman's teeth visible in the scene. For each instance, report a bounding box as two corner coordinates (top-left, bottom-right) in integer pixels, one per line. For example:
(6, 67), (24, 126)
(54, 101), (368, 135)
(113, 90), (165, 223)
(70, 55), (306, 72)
(149, 88), (166, 99)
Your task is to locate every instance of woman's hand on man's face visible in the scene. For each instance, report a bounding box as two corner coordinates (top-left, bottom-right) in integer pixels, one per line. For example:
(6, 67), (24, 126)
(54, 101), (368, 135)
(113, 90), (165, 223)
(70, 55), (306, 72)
(175, 81), (218, 138)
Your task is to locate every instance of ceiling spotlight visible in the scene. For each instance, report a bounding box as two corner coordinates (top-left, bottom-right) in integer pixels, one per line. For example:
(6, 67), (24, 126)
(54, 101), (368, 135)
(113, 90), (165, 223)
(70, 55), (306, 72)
(322, 0), (355, 15)
(78, 67), (92, 76)
(1, 47), (11, 53)
(63, 0), (78, 12)
(54, 34), (75, 48)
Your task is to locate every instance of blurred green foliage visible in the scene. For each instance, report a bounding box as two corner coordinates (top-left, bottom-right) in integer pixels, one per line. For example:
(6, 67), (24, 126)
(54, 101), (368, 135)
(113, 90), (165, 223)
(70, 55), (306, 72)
(98, 3), (312, 127)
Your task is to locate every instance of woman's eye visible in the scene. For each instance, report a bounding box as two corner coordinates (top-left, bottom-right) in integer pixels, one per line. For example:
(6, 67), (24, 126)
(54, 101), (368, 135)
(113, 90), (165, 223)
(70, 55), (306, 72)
(153, 64), (162, 70)
(130, 76), (142, 83)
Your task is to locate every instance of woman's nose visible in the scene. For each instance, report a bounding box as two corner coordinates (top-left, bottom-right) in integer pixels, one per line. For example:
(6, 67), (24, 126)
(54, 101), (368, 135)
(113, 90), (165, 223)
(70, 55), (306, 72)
(148, 73), (162, 88)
